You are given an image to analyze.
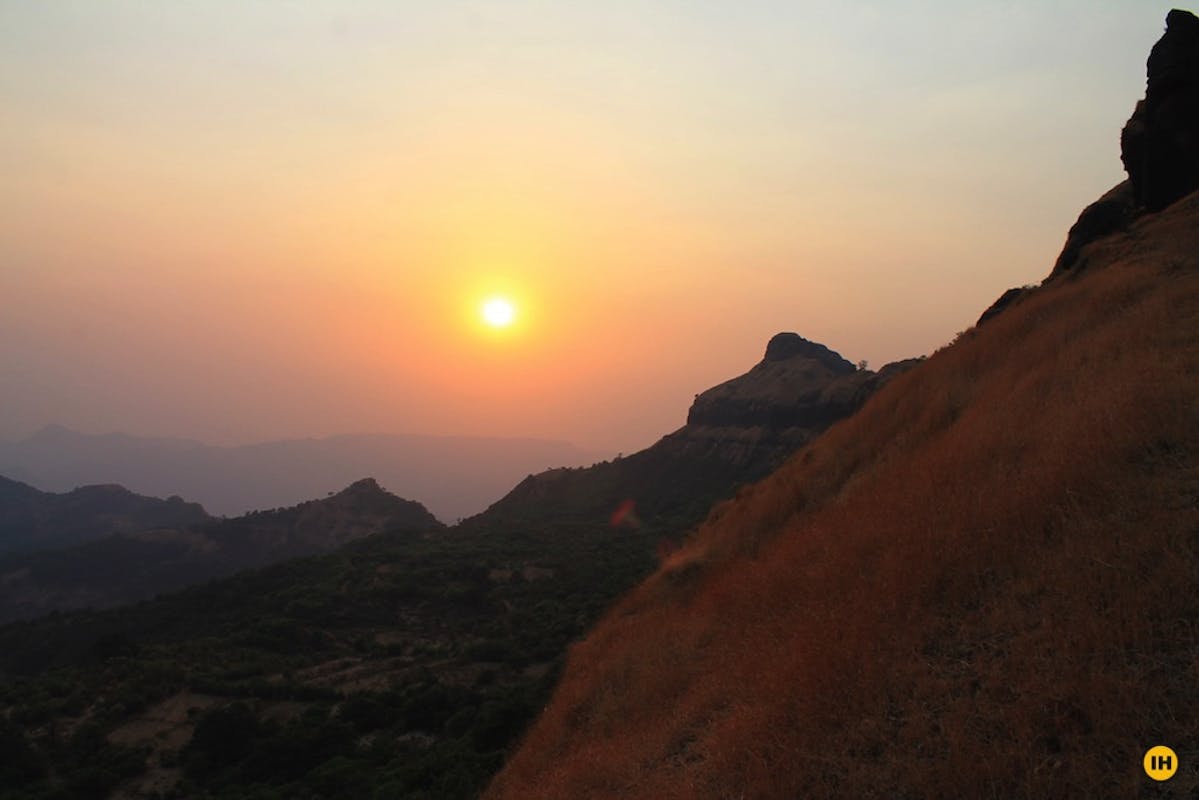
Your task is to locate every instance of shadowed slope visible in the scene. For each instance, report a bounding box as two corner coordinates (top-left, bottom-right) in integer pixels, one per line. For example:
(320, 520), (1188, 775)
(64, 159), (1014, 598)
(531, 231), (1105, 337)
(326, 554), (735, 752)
(0, 476), (211, 555)
(0, 478), (440, 621)
(474, 334), (916, 532)
(486, 190), (1199, 798)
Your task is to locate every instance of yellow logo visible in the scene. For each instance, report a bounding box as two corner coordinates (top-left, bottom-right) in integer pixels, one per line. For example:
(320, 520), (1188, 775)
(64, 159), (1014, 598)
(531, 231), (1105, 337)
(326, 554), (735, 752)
(1143, 745), (1178, 781)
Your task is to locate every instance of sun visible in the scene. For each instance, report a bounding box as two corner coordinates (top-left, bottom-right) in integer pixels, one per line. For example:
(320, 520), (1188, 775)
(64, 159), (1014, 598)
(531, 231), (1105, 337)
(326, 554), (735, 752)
(481, 296), (516, 328)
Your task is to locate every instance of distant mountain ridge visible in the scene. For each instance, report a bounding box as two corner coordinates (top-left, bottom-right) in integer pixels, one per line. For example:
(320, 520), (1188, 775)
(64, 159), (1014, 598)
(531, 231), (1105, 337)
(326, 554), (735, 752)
(0, 332), (912, 622)
(0, 474), (211, 555)
(0, 428), (605, 523)
(0, 478), (440, 622)
(0, 12), (1193, 800)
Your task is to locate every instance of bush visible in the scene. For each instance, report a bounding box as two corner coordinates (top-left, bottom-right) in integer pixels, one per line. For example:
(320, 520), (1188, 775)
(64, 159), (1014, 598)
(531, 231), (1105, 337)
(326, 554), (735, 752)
(185, 702), (261, 769)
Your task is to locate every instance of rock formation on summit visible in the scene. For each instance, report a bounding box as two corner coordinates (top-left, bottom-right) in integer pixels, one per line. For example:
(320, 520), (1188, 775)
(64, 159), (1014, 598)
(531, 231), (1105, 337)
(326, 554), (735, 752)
(688, 333), (876, 430)
(982, 9), (1199, 319)
(1122, 8), (1199, 213)
(1057, 9), (1199, 277)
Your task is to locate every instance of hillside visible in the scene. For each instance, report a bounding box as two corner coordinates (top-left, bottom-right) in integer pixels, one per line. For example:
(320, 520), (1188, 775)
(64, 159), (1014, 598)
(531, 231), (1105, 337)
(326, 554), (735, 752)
(0, 479), (440, 622)
(2, 12), (1193, 800)
(0, 515), (660, 799)
(488, 174), (1199, 800)
(475, 334), (916, 530)
(0, 429), (604, 523)
(0, 329), (895, 627)
(485, 17), (1199, 798)
(0, 476), (211, 556)
(0, 336), (900, 797)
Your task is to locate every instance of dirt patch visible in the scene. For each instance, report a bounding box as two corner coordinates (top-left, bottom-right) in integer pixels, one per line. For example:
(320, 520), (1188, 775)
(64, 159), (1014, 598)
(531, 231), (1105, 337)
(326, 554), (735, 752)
(107, 691), (222, 800)
(107, 691), (220, 750)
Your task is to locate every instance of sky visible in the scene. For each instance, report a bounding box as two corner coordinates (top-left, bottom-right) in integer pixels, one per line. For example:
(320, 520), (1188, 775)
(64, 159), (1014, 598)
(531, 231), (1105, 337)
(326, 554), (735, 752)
(0, 1), (1177, 453)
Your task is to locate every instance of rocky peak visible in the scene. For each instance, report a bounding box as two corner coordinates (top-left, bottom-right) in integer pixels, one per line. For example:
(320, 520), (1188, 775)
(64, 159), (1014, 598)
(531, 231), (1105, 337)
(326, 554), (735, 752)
(686, 333), (881, 430)
(478, 333), (917, 528)
(763, 332), (856, 373)
(1122, 9), (1199, 212)
(1004, 10), (1199, 291)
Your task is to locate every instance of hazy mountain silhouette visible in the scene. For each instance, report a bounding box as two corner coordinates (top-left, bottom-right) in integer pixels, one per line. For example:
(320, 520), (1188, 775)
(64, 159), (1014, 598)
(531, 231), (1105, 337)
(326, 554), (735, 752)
(0, 474), (211, 556)
(1, 11), (1193, 800)
(0, 330), (916, 797)
(0, 331), (903, 624)
(0, 478), (439, 622)
(0, 428), (605, 523)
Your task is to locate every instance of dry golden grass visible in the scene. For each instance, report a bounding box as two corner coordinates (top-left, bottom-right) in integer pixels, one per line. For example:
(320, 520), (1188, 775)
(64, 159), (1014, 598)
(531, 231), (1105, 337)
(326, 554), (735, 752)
(485, 192), (1199, 800)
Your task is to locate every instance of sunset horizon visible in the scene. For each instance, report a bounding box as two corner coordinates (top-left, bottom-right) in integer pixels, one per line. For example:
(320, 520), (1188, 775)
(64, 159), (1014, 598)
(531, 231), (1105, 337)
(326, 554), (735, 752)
(2, 6), (1197, 799)
(1, 2), (1171, 454)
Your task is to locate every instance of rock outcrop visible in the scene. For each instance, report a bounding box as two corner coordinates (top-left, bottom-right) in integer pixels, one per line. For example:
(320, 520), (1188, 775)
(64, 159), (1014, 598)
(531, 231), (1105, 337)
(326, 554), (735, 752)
(982, 10), (1199, 315)
(1049, 180), (1141, 276)
(1052, 8), (1199, 278)
(686, 333), (863, 430)
(1122, 8), (1199, 212)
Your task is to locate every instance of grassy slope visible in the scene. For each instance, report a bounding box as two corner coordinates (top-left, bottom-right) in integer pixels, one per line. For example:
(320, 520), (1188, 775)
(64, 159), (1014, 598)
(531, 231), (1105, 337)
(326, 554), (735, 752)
(486, 193), (1199, 799)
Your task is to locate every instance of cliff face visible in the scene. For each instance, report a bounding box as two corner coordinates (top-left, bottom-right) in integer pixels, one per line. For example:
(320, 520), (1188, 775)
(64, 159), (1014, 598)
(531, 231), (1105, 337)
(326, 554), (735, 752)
(1052, 10), (1199, 280)
(686, 333), (862, 430)
(1122, 9), (1199, 212)
(677, 333), (920, 466)
(485, 15), (1199, 800)
(474, 334), (916, 529)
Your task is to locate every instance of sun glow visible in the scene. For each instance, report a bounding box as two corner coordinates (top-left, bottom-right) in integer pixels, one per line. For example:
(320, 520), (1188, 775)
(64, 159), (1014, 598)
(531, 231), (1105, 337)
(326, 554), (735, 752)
(481, 297), (516, 328)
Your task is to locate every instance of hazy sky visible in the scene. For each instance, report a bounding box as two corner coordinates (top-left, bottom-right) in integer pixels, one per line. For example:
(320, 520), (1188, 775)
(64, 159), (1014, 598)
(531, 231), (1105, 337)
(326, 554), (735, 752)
(0, 2), (1175, 452)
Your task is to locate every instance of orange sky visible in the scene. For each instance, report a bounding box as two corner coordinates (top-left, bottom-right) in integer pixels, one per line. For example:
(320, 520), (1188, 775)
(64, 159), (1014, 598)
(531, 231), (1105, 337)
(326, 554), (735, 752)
(0, 2), (1171, 452)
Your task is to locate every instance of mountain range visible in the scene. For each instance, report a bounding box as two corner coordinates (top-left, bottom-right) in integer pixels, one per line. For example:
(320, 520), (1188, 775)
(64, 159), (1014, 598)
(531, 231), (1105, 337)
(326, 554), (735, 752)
(0, 329), (902, 624)
(0, 428), (605, 523)
(0, 478), (440, 623)
(0, 10), (1195, 800)
(0, 476), (210, 556)
(0, 329), (911, 796)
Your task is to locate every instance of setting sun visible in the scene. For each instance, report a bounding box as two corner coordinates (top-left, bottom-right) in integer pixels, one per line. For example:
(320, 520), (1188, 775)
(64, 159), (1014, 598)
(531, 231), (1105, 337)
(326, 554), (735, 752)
(482, 297), (517, 328)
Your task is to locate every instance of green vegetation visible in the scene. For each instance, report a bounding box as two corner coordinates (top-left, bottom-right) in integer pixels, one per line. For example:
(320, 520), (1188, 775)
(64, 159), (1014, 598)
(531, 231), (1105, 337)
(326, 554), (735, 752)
(0, 520), (660, 799)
